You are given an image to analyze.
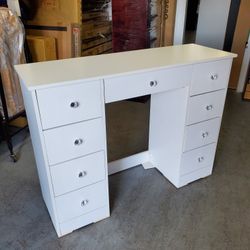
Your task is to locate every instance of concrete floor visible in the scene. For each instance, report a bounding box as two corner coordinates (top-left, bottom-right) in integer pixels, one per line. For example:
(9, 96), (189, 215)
(0, 91), (250, 250)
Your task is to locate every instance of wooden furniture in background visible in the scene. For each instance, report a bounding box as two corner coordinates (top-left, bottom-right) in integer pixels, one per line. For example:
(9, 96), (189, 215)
(25, 0), (112, 58)
(112, 0), (149, 52)
(25, 0), (177, 59)
(82, 0), (112, 56)
(27, 35), (57, 61)
(112, 0), (177, 52)
(229, 0), (250, 89)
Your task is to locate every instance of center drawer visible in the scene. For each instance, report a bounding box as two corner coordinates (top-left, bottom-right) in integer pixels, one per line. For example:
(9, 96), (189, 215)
(43, 118), (105, 165)
(51, 151), (106, 196)
(36, 80), (103, 130)
(104, 66), (191, 103)
(55, 181), (108, 223)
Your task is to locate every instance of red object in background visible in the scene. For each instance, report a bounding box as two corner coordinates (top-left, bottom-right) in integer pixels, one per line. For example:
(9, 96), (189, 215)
(112, 0), (149, 52)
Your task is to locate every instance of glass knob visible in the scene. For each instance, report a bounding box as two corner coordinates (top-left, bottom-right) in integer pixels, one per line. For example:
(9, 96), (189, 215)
(211, 74), (218, 80)
(78, 171), (87, 178)
(74, 138), (83, 146)
(206, 105), (213, 111)
(202, 132), (209, 138)
(198, 156), (204, 163)
(81, 200), (89, 207)
(70, 101), (80, 108)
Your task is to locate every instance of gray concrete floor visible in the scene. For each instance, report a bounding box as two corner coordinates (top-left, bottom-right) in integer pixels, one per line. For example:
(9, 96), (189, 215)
(0, 91), (250, 250)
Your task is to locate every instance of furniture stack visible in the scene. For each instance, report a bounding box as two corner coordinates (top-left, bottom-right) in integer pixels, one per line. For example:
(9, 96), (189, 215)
(25, 0), (177, 59)
(82, 0), (112, 56)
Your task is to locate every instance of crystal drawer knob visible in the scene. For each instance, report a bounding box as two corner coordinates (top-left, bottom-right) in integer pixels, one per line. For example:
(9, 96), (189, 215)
(198, 156), (204, 163)
(74, 138), (83, 146)
(78, 171), (87, 178)
(211, 74), (218, 80)
(206, 105), (213, 111)
(202, 132), (209, 138)
(70, 101), (80, 108)
(81, 200), (89, 207)
(150, 80), (158, 87)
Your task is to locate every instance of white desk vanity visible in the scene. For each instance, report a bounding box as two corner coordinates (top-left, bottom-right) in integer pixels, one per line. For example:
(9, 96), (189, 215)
(15, 44), (236, 237)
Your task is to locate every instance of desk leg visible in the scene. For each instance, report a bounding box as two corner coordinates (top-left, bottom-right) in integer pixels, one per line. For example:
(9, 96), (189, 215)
(148, 87), (189, 187)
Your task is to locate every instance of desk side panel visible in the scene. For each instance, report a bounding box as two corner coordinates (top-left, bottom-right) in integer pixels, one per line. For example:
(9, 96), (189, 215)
(20, 82), (60, 235)
(149, 87), (189, 186)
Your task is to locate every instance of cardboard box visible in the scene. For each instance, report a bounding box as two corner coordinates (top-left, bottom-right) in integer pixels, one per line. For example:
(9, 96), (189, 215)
(27, 35), (57, 62)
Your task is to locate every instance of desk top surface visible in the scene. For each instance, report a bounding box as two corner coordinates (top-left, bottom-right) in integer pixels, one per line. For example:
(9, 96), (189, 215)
(15, 44), (236, 90)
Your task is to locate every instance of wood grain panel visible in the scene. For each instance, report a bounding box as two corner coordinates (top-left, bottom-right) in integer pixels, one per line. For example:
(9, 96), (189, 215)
(112, 0), (149, 52)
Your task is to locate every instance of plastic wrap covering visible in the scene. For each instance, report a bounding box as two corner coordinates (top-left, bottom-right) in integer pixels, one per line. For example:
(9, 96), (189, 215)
(0, 7), (25, 118)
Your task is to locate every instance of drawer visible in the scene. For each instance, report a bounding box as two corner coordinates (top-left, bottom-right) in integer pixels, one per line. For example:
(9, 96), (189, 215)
(44, 118), (105, 165)
(55, 181), (108, 223)
(51, 151), (106, 196)
(180, 143), (216, 175)
(186, 90), (226, 125)
(190, 59), (232, 96)
(104, 66), (191, 103)
(183, 118), (221, 152)
(37, 80), (103, 130)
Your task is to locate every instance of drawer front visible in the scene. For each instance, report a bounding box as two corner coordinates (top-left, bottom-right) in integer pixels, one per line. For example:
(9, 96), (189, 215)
(180, 143), (216, 175)
(183, 118), (221, 152)
(44, 118), (105, 165)
(190, 59), (232, 96)
(104, 66), (191, 103)
(51, 151), (106, 196)
(37, 80), (103, 130)
(55, 181), (108, 223)
(186, 90), (226, 125)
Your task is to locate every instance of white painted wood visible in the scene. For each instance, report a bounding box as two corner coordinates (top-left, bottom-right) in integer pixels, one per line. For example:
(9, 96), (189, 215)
(149, 87), (189, 186)
(105, 66), (191, 103)
(142, 161), (155, 169)
(43, 119), (105, 165)
(36, 80), (102, 130)
(186, 90), (226, 125)
(108, 151), (149, 175)
(55, 181), (108, 223)
(19, 83), (61, 236)
(51, 151), (106, 196)
(190, 59), (232, 95)
(180, 143), (216, 176)
(59, 206), (110, 237)
(178, 166), (213, 187)
(14, 44), (236, 90)
(183, 118), (221, 152)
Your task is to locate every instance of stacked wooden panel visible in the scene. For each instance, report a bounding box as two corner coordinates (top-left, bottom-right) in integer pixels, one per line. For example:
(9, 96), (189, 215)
(82, 0), (112, 56)
(112, 0), (148, 52)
